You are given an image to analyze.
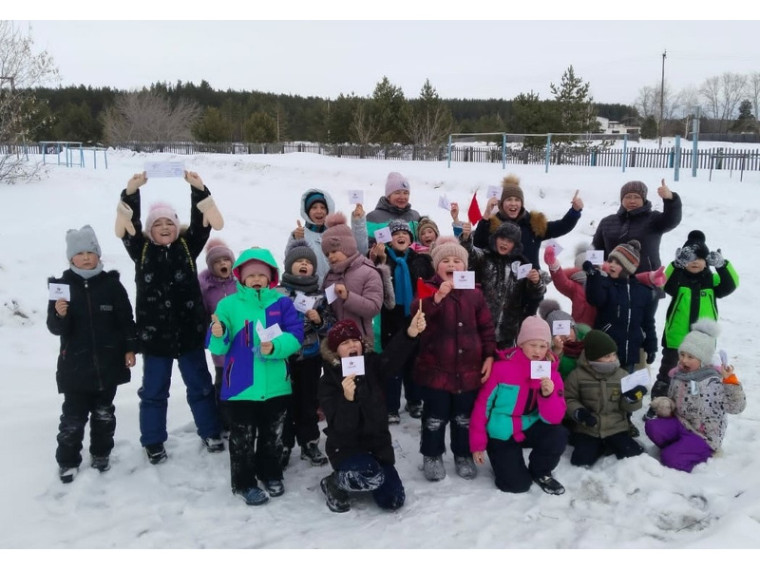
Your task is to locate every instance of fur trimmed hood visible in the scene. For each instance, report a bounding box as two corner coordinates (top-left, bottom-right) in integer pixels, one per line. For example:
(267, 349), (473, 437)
(488, 210), (548, 239)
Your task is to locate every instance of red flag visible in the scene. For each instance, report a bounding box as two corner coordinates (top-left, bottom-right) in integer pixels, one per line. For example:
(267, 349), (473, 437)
(416, 277), (438, 300)
(467, 192), (482, 226)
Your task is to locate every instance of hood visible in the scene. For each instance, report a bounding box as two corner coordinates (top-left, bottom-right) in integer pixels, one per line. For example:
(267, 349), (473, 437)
(300, 189), (336, 224)
(232, 247), (280, 287)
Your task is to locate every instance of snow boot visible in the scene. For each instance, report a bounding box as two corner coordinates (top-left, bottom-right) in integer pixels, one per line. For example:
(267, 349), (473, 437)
(423, 455), (446, 482)
(145, 443), (167, 465)
(202, 436), (225, 453)
(58, 466), (78, 484)
(239, 486), (269, 506)
(533, 474), (565, 495)
(91, 455), (111, 473)
(454, 455), (477, 480)
(387, 413), (400, 425)
(405, 402), (423, 419)
(320, 473), (350, 513)
(300, 440), (328, 466)
(263, 479), (284, 497)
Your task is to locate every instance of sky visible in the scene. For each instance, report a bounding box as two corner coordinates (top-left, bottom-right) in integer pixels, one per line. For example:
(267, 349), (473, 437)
(7, 6), (760, 106)
(1, 141), (759, 561)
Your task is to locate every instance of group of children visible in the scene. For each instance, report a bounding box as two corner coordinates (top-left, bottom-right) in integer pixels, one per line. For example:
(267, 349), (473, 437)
(47, 170), (745, 513)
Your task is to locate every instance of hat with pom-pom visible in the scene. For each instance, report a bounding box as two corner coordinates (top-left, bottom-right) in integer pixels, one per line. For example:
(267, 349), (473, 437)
(284, 238), (318, 273)
(608, 239), (641, 276)
(327, 319), (363, 352)
(500, 174), (524, 205)
(385, 172), (410, 197)
(431, 236), (469, 270)
(681, 230), (709, 260)
(516, 315), (551, 346)
(538, 299), (575, 336)
(205, 238), (234, 269)
(146, 201), (180, 242)
(679, 319), (720, 365)
(321, 212), (358, 257)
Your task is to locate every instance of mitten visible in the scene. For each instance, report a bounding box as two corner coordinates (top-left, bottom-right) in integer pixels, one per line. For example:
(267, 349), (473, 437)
(582, 260), (595, 274)
(115, 201), (136, 237)
(674, 246), (696, 268)
(650, 396), (675, 418)
(650, 379), (670, 398)
(649, 266), (666, 287)
(706, 249), (725, 268)
(646, 352), (656, 364)
(573, 408), (598, 427)
(544, 245), (559, 270)
(197, 196), (224, 230)
(622, 385), (648, 403)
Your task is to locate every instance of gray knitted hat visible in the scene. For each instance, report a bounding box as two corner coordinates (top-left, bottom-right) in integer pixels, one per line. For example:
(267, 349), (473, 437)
(66, 225), (101, 260)
(538, 299), (575, 335)
(679, 319), (720, 364)
(284, 239), (318, 272)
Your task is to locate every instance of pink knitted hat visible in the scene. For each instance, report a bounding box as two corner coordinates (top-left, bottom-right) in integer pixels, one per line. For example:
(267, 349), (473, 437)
(146, 201), (180, 242)
(385, 172), (410, 197)
(321, 212), (358, 257)
(516, 316), (552, 346)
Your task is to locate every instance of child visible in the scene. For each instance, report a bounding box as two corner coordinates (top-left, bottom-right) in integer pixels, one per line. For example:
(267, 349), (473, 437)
(645, 319), (746, 473)
(538, 299), (589, 380)
(366, 172), (422, 243)
(318, 313), (426, 513)
(277, 239), (329, 467)
(651, 230), (739, 402)
(410, 216), (439, 254)
(469, 316), (568, 495)
(198, 238), (237, 431)
(564, 329), (646, 467)
(208, 247), (303, 505)
(412, 237), (496, 481)
(371, 219), (434, 422)
(114, 171), (225, 464)
(47, 226), (137, 482)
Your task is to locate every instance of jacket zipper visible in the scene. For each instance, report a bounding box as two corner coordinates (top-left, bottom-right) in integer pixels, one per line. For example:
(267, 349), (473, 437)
(85, 280), (104, 391)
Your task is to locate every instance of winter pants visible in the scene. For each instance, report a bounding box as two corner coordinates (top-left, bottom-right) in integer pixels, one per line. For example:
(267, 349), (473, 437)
(486, 422), (568, 493)
(227, 396), (289, 493)
(138, 349), (220, 446)
(652, 347), (679, 398)
(386, 346), (421, 414)
(283, 355), (322, 449)
(336, 453), (405, 511)
(570, 431), (644, 467)
(645, 416), (713, 472)
(213, 365), (231, 431)
(56, 387), (117, 468)
(420, 387), (477, 459)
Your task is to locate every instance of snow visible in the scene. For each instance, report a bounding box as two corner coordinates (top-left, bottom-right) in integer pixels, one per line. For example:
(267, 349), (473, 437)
(1, 143), (759, 557)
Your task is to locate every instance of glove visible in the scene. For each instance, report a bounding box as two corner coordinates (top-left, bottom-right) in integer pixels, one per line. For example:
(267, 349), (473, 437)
(674, 246), (696, 268)
(582, 260), (596, 274)
(649, 266), (666, 288)
(544, 245), (558, 269)
(622, 385), (648, 403)
(573, 408), (597, 427)
(646, 352), (656, 364)
(650, 396), (675, 418)
(706, 249), (725, 268)
(197, 196), (224, 230)
(114, 201), (136, 237)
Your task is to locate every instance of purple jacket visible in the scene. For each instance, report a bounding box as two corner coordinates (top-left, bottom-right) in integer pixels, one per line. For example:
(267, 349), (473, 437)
(199, 268), (237, 367)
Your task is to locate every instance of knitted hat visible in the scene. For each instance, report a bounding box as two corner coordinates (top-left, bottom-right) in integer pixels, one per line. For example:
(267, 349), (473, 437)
(620, 181), (648, 202)
(205, 238), (234, 269)
(431, 236), (468, 270)
(239, 260), (273, 284)
(582, 329), (618, 362)
(304, 190), (328, 216)
(681, 230), (709, 260)
(388, 219), (413, 240)
(608, 239), (641, 276)
(66, 225), (101, 260)
(574, 242), (593, 269)
(327, 319), (363, 352)
(516, 316), (552, 346)
(321, 212), (358, 257)
(679, 319), (720, 364)
(146, 201), (180, 242)
(489, 221), (522, 254)
(385, 172), (410, 197)
(417, 216), (440, 239)
(538, 299), (575, 335)
(284, 238), (318, 272)
(500, 174), (524, 205)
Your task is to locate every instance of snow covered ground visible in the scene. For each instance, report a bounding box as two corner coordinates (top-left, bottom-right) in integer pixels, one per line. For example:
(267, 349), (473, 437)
(1, 143), (759, 556)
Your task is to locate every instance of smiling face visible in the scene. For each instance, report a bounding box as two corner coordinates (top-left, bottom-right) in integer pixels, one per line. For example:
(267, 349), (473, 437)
(212, 257), (232, 278)
(678, 350), (702, 372)
(621, 193), (644, 211)
(494, 237), (515, 256)
(520, 339), (550, 361)
(419, 227), (437, 247)
(336, 338), (363, 358)
(150, 218), (177, 246)
(436, 255), (466, 282)
(71, 251), (100, 270)
(390, 231), (412, 253)
(243, 273), (270, 289)
(685, 258), (707, 274)
(501, 196), (522, 219)
(307, 202), (328, 225)
(291, 258), (315, 277)
(388, 189), (410, 209)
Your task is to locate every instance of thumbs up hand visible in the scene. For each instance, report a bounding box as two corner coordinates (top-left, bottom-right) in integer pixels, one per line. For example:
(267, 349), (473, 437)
(210, 314), (224, 338)
(294, 220), (305, 240)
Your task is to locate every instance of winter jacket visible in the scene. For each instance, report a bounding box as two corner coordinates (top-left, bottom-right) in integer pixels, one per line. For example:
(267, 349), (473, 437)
(564, 352), (642, 439)
(366, 196), (421, 244)
(585, 267), (657, 368)
(47, 269), (137, 394)
(411, 274), (496, 393)
(549, 266), (597, 328)
(661, 262), (739, 350)
(472, 207), (581, 270)
(319, 327), (420, 468)
(199, 268), (238, 367)
(470, 347), (567, 452)
(667, 366), (746, 451)
(592, 194), (682, 274)
(120, 185), (211, 357)
(276, 283), (330, 361)
(207, 248), (303, 402)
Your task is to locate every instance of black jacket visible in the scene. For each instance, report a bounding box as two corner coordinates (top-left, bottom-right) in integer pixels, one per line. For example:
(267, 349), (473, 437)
(47, 270), (137, 394)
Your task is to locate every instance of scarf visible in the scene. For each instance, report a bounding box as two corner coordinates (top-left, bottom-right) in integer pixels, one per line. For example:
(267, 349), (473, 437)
(305, 221), (326, 234)
(589, 360), (620, 376)
(70, 262), (104, 280)
(281, 272), (320, 294)
(562, 339), (584, 359)
(328, 252), (360, 275)
(387, 247), (413, 316)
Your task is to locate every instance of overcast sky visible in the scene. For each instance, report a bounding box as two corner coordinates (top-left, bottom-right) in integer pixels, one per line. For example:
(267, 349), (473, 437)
(11, 9), (760, 106)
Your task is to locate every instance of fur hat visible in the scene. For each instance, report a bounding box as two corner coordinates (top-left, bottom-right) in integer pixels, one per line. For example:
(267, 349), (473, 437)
(431, 236), (468, 270)
(145, 201), (180, 242)
(327, 319), (363, 352)
(620, 181), (648, 202)
(489, 221), (522, 254)
(239, 260), (273, 284)
(538, 299), (575, 336)
(66, 225), (101, 260)
(681, 230), (709, 260)
(500, 174), (524, 205)
(582, 329), (618, 362)
(304, 190), (328, 216)
(679, 319), (720, 365)
(284, 238), (318, 272)
(388, 219), (414, 240)
(516, 316), (551, 346)
(385, 172), (410, 197)
(321, 212), (358, 257)
(608, 239), (641, 276)
(205, 238), (234, 269)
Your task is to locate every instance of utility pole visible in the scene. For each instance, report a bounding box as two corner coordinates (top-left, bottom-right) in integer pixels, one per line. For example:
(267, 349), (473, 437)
(658, 49), (667, 149)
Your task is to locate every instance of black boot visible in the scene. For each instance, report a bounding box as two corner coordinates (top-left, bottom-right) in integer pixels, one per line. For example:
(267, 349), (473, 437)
(320, 472), (350, 513)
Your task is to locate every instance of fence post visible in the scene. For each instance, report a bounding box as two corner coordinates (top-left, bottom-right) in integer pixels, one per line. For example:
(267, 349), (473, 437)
(544, 134), (552, 173)
(674, 135), (681, 181)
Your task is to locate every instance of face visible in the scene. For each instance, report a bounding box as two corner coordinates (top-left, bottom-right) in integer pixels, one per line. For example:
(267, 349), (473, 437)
(521, 339), (550, 361)
(327, 250), (347, 264)
(336, 338), (363, 358)
(390, 231), (411, 252)
(212, 257), (232, 278)
(685, 258), (707, 274)
(621, 193), (644, 211)
(388, 189), (410, 209)
(436, 255), (466, 281)
(678, 351), (702, 372)
(494, 237), (515, 256)
(595, 352), (618, 363)
(308, 202), (328, 225)
(243, 274), (270, 289)
(501, 197), (522, 219)
(291, 258), (315, 277)
(150, 218), (176, 245)
(71, 251), (100, 270)
(419, 227), (437, 247)
(554, 328), (577, 344)
(606, 258), (624, 279)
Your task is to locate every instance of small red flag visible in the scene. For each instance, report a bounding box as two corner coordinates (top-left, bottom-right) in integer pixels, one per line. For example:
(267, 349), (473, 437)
(416, 277), (438, 300)
(467, 192), (482, 226)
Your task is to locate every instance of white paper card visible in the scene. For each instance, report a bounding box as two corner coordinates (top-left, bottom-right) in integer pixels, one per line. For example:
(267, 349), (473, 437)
(293, 292), (317, 313)
(552, 320), (572, 336)
(438, 195), (451, 210)
(341, 356), (366, 377)
(487, 185), (501, 199)
(374, 227), (392, 243)
(144, 161), (185, 178)
(719, 349), (728, 367)
(530, 361), (551, 379)
(517, 263), (533, 280)
(324, 284), (338, 304)
(543, 239), (564, 255)
(511, 261), (521, 274)
(255, 321), (283, 342)
(620, 368), (652, 393)
(586, 250), (605, 265)
(49, 283), (70, 301)
(348, 190), (364, 204)
(453, 271), (475, 289)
